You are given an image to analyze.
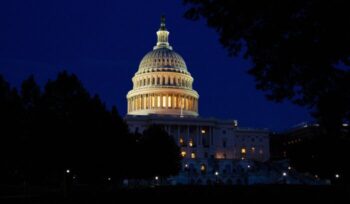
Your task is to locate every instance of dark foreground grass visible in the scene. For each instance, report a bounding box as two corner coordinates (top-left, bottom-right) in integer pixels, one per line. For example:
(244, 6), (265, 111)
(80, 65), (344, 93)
(1, 185), (349, 204)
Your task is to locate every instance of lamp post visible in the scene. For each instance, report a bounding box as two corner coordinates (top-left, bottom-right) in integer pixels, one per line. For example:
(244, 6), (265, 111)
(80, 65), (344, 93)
(215, 171), (219, 184)
(63, 169), (70, 198)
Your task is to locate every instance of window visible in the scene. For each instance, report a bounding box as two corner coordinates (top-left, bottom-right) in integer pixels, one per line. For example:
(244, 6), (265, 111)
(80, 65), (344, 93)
(168, 96), (171, 108)
(241, 148), (246, 154)
(191, 152), (196, 159)
(151, 96), (155, 108)
(251, 147), (256, 154)
(179, 137), (184, 146)
(201, 129), (206, 134)
(181, 151), (186, 157)
(173, 96), (177, 108)
(189, 139), (193, 147)
(162, 96), (166, 107)
(222, 138), (227, 148)
(157, 96), (161, 107)
(200, 164), (206, 172)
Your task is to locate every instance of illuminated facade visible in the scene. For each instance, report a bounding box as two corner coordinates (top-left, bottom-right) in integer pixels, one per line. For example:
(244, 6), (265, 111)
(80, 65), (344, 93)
(127, 16), (199, 117)
(125, 17), (270, 185)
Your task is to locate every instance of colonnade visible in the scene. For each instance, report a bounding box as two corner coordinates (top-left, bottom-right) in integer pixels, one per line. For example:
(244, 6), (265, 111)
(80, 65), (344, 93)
(128, 93), (198, 113)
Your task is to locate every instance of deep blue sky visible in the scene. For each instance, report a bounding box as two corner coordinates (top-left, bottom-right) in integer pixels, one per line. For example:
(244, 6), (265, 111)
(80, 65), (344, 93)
(0, 0), (312, 131)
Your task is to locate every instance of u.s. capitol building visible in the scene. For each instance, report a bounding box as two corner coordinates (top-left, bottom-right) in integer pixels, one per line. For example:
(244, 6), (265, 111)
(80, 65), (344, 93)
(125, 17), (271, 185)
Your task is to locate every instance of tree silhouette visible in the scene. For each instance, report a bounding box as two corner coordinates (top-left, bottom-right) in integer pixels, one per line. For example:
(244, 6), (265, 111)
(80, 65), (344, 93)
(136, 125), (181, 179)
(184, 0), (350, 131)
(0, 75), (23, 184)
(1, 72), (183, 187)
(0, 72), (133, 186)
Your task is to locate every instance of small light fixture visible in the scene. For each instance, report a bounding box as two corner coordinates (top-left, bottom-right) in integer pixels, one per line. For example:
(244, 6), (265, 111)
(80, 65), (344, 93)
(335, 174), (340, 179)
(282, 172), (287, 177)
(155, 176), (159, 180)
(288, 166), (292, 170)
(201, 129), (206, 134)
(215, 171), (219, 176)
(66, 169), (70, 174)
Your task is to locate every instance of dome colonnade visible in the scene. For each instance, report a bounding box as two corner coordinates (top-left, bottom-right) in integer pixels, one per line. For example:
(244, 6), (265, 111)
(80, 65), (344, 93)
(127, 16), (199, 117)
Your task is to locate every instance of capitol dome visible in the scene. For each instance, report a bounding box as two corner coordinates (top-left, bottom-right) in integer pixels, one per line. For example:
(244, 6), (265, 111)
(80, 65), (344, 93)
(137, 48), (188, 74)
(126, 16), (199, 117)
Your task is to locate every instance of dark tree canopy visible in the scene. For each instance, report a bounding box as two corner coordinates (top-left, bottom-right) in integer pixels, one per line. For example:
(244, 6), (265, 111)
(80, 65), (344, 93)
(184, 0), (350, 130)
(0, 72), (182, 187)
(136, 125), (181, 179)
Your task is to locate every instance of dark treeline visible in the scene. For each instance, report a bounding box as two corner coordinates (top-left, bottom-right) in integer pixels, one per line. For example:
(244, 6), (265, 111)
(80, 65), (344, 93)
(0, 71), (180, 187)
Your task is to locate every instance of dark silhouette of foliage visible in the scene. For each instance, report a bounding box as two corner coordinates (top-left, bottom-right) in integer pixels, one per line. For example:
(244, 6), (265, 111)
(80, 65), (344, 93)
(0, 72), (131, 186)
(183, 0), (350, 131)
(0, 72), (182, 188)
(0, 75), (23, 184)
(136, 125), (181, 179)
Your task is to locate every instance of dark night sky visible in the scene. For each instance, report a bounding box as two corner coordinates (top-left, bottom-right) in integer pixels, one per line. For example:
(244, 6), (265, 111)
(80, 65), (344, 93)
(0, 0), (312, 131)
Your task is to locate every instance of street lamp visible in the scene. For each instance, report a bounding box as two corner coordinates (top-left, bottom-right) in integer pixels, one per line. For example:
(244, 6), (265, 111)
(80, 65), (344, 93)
(215, 171), (219, 184)
(282, 172), (287, 177)
(335, 174), (340, 179)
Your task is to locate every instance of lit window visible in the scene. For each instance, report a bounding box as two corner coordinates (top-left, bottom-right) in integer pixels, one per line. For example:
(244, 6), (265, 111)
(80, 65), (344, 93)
(181, 151), (186, 157)
(191, 152), (196, 159)
(241, 148), (246, 154)
(179, 137), (184, 145)
(200, 164), (206, 172)
(251, 147), (255, 153)
(162, 96), (166, 107)
(151, 96), (155, 108)
(168, 96), (171, 107)
(173, 96), (177, 108)
(157, 96), (161, 107)
(201, 129), (206, 134)
(189, 139), (193, 147)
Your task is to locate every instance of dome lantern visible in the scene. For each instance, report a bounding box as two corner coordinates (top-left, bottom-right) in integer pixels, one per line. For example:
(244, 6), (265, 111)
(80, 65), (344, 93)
(154, 16), (172, 50)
